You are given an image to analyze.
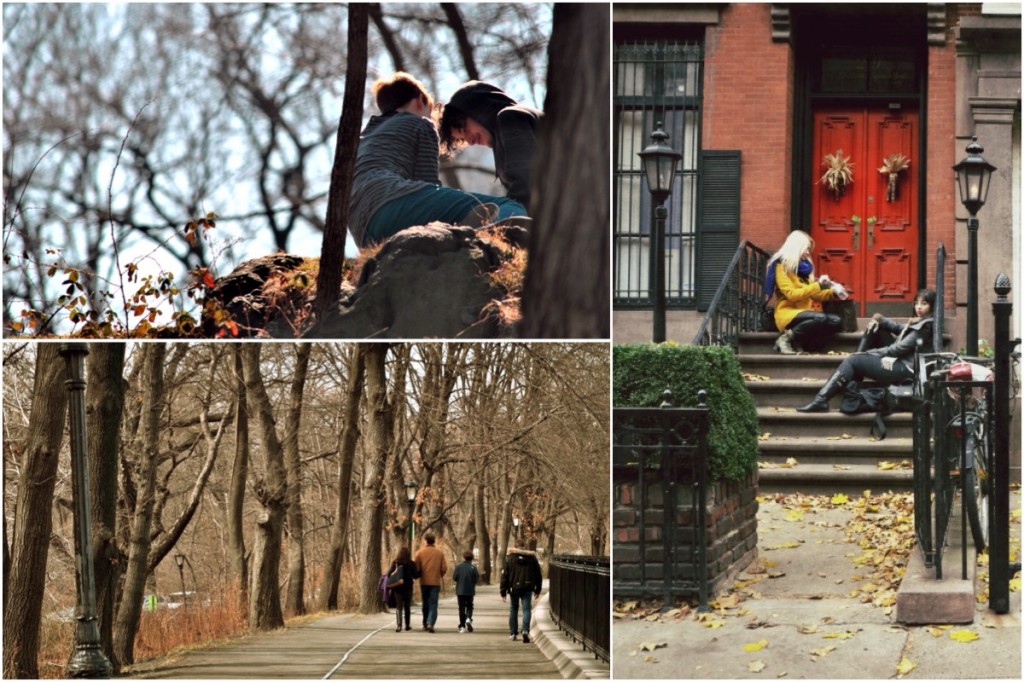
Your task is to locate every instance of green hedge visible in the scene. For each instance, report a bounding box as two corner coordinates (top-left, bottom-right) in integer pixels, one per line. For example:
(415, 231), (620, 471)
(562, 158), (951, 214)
(613, 343), (759, 482)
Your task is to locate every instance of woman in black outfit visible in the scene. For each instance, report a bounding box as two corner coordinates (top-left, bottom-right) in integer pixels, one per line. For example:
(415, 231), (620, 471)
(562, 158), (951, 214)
(387, 546), (417, 632)
(797, 289), (935, 413)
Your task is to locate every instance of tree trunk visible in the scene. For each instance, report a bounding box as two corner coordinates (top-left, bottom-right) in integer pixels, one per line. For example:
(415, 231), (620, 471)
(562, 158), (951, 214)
(474, 483), (492, 583)
(283, 344), (311, 616)
(241, 344), (287, 631)
(358, 344), (393, 614)
(520, 4), (610, 338)
(85, 342), (126, 673)
(228, 345), (250, 616)
(112, 343), (166, 667)
(318, 347), (365, 611)
(313, 4), (368, 322)
(2, 345), (69, 679)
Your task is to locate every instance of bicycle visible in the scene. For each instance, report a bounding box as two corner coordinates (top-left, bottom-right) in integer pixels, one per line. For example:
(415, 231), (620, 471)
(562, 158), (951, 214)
(925, 350), (1020, 552)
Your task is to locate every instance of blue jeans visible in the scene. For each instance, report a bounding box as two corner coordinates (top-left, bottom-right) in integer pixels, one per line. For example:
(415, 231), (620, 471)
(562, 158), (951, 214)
(365, 186), (527, 245)
(420, 585), (440, 627)
(508, 591), (533, 635)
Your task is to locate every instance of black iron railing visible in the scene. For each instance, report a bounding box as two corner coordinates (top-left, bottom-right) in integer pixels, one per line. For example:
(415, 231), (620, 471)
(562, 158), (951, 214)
(612, 390), (710, 609)
(693, 241), (772, 349)
(547, 555), (610, 662)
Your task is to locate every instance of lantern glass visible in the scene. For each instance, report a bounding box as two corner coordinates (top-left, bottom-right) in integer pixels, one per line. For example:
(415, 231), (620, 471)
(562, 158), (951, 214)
(638, 122), (682, 200)
(952, 137), (996, 215)
(405, 481), (418, 502)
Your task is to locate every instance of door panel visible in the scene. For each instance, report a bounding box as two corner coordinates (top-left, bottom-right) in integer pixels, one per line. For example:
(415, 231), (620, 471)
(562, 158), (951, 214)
(811, 108), (918, 315)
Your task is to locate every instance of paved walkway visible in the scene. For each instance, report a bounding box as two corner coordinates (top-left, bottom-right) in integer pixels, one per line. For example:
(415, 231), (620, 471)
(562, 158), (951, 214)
(614, 489), (1021, 679)
(129, 582), (608, 679)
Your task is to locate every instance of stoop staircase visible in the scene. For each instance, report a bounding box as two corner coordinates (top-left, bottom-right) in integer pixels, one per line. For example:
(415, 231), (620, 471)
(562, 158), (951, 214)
(740, 326), (916, 495)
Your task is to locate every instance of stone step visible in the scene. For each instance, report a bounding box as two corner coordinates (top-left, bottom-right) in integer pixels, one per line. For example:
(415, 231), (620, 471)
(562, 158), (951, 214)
(742, 353), (851, 382)
(757, 463), (914, 495)
(739, 331), (869, 356)
(759, 434), (913, 466)
(757, 407), (914, 440)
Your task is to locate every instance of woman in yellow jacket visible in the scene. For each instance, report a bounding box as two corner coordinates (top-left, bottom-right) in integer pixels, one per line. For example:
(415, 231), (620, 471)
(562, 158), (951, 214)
(766, 230), (845, 354)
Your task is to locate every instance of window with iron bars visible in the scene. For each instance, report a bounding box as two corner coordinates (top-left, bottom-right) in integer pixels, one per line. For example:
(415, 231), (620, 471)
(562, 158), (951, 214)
(614, 40), (704, 307)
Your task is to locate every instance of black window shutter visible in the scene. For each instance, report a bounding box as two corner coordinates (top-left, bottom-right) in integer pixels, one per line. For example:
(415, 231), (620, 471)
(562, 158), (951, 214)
(696, 151), (741, 311)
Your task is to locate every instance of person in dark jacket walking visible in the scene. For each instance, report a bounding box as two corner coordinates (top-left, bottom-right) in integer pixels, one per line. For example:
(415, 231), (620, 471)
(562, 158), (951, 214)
(452, 550), (479, 633)
(386, 546), (417, 632)
(350, 72), (528, 247)
(797, 289), (935, 412)
(438, 81), (543, 209)
(499, 541), (543, 643)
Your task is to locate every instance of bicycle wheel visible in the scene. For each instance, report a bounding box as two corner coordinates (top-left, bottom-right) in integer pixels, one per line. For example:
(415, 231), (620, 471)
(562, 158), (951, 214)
(963, 432), (989, 551)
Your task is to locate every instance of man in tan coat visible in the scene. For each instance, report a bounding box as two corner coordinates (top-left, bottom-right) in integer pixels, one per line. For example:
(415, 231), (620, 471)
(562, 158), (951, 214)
(414, 533), (448, 632)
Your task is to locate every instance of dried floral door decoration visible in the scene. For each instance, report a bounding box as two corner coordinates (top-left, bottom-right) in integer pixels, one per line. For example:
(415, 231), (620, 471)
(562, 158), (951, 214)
(819, 149), (854, 200)
(878, 153), (910, 202)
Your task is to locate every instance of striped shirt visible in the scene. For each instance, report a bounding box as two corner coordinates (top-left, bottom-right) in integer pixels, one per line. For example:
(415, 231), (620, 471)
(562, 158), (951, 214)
(349, 112), (441, 247)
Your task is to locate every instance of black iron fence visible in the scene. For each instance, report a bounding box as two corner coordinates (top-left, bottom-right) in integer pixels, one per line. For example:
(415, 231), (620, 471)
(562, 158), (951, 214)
(612, 390), (711, 609)
(912, 268), (1019, 607)
(693, 240), (772, 349)
(547, 555), (610, 663)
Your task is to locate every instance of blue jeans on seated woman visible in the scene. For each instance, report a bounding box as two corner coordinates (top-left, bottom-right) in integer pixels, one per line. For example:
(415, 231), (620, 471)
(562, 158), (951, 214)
(365, 186), (526, 245)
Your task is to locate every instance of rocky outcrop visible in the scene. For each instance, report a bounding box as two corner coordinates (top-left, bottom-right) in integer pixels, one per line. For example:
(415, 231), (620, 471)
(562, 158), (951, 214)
(309, 223), (512, 339)
(201, 223), (516, 339)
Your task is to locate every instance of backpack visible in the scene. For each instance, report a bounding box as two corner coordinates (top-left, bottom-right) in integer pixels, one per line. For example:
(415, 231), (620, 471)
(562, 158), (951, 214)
(379, 573), (396, 608)
(839, 381), (916, 441)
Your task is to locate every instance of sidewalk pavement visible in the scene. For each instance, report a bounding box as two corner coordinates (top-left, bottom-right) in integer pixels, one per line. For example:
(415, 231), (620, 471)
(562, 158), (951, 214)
(613, 489), (1021, 679)
(128, 581), (608, 679)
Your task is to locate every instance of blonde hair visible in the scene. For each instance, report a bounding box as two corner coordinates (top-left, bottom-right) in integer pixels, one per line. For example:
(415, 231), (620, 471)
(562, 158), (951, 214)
(772, 230), (814, 275)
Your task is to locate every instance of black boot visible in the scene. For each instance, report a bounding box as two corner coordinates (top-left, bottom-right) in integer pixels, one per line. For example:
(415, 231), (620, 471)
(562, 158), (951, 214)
(796, 371), (848, 413)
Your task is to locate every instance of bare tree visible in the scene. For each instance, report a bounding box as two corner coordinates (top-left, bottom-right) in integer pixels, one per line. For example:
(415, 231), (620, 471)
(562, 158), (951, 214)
(112, 343), (166, 666)
(283, 344), (311, 615)
(313, 3), (368, 324)
(318, 346), (365, 611)
(241, 344), (287, 631)
(227, 344), (250, 616)
(357, 343), (394, 614)
(520, 4), (610, 338)
(84, 343), (126, 672)
(2, 345), (68, 679)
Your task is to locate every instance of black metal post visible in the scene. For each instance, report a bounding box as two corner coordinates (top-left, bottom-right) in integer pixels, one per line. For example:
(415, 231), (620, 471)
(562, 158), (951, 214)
(966, 217), (980, 356)
(175, 555), (187, 609)
(989, 273), (1014, 613)
(407, 499), (415, 547)
(653, 204), (668, 343)
(60, 343), (113, 678)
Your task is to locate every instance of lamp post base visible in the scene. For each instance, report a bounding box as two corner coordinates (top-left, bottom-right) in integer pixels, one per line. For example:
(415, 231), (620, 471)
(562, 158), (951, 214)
(67, 644), (112, 679)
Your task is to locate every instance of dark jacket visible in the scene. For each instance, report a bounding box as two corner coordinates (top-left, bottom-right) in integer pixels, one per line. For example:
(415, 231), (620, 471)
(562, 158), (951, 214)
(500, 548), (542, 598)
(452, 560), (479, 597)
(387, 559), (417, 599)
(446, 81), (542, 207)
(866, 316), (933, 372)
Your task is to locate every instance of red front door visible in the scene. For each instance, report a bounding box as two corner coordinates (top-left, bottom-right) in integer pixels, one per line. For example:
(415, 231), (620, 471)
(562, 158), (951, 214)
(811, 108), (918, 315)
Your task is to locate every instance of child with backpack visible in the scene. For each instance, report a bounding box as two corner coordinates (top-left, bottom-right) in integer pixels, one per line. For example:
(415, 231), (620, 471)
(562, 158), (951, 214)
(452, 550), (479, 633)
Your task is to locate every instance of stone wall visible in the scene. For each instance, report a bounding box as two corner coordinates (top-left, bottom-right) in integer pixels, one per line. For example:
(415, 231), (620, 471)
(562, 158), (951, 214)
(613, 470), (758, 600)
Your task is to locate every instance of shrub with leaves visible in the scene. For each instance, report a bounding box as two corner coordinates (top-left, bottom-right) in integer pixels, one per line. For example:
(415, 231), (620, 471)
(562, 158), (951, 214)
(613, 343), (759, 482)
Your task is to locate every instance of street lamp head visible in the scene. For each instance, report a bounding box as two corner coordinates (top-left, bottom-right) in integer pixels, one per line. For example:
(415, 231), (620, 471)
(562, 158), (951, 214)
(952, 136), (996, 217)
(405, 480), (419, 503)
(638, 121), (683, 205)
(174, 553), (185, 569)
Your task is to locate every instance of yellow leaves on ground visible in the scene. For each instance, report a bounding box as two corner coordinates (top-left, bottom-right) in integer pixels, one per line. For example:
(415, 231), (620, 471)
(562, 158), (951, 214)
(878, 460), (912, 470)
(637, 641), (667, 652)
(821, 629), (858, 640)
(743, 639), (769, 652)
(896, 657), (917, 675)
(809, 645), (836, 657)
(759, 457), (799, 469)
(799, 624), (818, 634)
(831, 493), (849, 505)
(747, 660), (766, 673)
(948, 629), (980, 643)
(826, 433), (855, 440)
(744, 372), (771, 382)
(784, 510), (804, 522)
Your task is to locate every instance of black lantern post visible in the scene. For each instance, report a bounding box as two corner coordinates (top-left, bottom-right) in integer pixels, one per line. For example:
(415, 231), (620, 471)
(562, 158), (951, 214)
(512, 516), (521, 544)
(405, 481), (419, 547)
(174, 554), (187, 609)
(60, 343), (113, 678)
(638, 122), (683, 343)
(952, 137), (996, 357)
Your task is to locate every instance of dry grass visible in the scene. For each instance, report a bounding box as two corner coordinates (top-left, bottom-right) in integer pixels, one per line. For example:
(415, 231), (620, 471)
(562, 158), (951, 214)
(479, 228), (527, 328)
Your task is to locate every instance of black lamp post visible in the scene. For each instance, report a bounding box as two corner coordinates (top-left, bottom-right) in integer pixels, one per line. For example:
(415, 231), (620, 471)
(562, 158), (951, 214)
(638, 122), (682, 344)
(952, 136), (996, 357)
(405, 481), (418, 547)
(174, 554), (187, 609)
(60, 343), (113, 678)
